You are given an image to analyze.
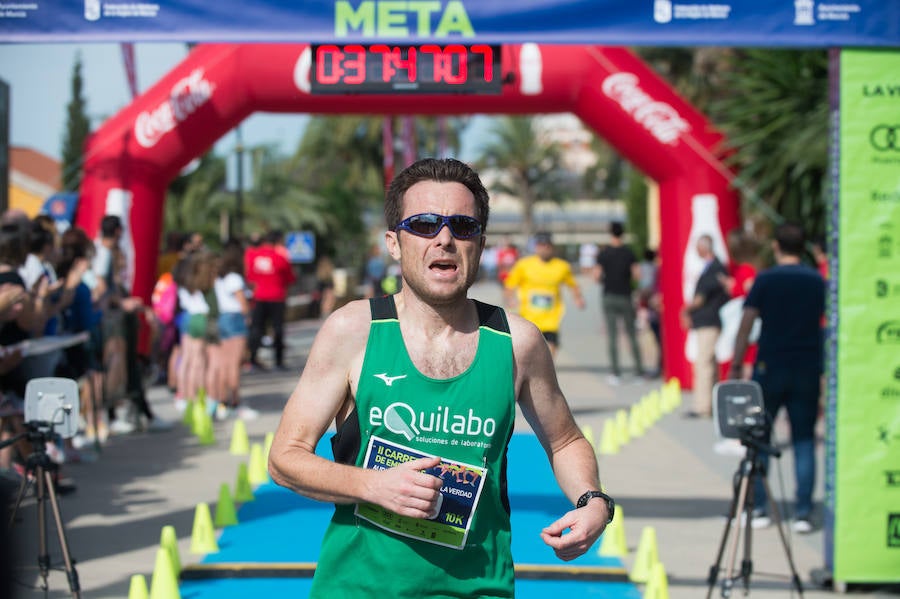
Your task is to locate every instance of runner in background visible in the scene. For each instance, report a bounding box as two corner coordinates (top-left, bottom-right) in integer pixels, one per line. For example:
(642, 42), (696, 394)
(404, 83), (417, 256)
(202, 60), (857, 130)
(504, 232), (586, 360)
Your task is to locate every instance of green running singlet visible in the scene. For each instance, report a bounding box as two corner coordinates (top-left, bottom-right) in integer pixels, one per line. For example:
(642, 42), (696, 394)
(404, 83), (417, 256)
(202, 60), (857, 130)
(310, 295), (517, 598)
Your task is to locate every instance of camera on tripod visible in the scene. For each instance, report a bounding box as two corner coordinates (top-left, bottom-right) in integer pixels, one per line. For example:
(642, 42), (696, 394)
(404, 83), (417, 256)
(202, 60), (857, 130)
(712, 380), (767, 442)
(4, 378), (84, 598)
(23, 377), (80, 439)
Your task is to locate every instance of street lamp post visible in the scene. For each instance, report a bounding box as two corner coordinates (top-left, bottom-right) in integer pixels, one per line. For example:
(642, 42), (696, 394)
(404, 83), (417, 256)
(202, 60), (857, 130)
(234, 126), (244, 240)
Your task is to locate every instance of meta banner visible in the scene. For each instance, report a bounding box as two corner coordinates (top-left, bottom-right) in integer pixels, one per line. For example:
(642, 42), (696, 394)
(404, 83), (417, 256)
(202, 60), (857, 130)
(832, 48), (900, 583)
(1, 0), (899, 46)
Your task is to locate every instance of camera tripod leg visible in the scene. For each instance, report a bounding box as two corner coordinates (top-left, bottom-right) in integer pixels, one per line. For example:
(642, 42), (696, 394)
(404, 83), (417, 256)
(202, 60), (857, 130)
(721, 465), (752, 597)
(7, 463), (33, 529)
(706, 460), (753, 599)
(761, 476), (804, 597)
(41, 466), (82, 598)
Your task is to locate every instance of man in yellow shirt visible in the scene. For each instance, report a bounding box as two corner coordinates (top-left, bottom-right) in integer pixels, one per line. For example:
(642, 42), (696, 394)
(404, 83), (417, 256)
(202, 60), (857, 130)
(504, 233), (585, 359)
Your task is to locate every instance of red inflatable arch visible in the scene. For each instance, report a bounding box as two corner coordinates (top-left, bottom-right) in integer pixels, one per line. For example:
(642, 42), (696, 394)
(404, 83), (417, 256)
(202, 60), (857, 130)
(77, 43), (739, 386)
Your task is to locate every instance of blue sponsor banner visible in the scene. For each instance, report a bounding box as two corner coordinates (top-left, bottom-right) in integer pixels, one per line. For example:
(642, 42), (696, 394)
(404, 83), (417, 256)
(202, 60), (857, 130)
(1, 1), (898, 47)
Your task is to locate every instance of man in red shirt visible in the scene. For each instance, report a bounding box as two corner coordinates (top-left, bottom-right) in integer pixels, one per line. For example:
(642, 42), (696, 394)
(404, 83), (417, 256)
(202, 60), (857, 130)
(245, 230), (296, 370)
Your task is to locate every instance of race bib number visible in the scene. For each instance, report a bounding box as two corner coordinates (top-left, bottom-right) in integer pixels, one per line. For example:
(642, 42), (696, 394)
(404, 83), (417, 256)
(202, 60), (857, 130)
(355, 436), (487, 550)
(528, 292), (554, 311)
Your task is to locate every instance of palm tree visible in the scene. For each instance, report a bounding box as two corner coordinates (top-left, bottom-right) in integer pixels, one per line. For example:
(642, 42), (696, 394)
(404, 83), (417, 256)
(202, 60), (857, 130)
(164, 146), (333, 248)
(475, 116), (570, 240)
(709, 49), (829, 239)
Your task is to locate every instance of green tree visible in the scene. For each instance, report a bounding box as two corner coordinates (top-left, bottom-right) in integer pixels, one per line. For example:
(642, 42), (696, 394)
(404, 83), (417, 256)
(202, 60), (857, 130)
(291, 116), (386, 269)
(164, 146), (333, 249)
(623, 166), (649, 254)
(61, 54), (91, 192)
(475, 116), (569, 241)
(710, 49), (829, 239)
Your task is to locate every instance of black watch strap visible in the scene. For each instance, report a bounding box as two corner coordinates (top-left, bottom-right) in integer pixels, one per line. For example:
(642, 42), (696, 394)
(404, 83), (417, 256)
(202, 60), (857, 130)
(576, 490), (615, 523)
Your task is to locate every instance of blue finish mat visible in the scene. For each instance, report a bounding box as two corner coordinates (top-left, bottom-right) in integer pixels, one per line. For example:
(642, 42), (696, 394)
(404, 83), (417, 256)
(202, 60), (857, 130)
(180, 434), (641, 598)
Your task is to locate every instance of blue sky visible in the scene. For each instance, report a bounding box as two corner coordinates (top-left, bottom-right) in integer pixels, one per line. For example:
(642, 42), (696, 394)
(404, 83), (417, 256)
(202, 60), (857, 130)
(0, 43), (487, 162)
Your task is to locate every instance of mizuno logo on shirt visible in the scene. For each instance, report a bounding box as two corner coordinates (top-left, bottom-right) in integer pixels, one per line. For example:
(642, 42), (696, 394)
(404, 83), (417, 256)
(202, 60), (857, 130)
(374, 373), (407, 386)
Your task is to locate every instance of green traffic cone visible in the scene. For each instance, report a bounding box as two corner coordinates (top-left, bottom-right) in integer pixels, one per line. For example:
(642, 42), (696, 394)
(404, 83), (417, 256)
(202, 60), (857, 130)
(214, 482), (239, 527)
(234, 463), (255, 502)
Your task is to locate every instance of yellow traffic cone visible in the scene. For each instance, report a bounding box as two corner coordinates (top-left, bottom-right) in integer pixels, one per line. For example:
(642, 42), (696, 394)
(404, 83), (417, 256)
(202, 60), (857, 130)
(658, 386), (674, 415)
(659, 385), (672, 413)
(190, 400), (205, 436)
(644, 391), (661, 424)
(214, 482), (239, 528)
(580, 425), (596, 452)
(149, 546), (181, 599)
(159, 525), (181, 577)
(229, 420), (250, 456)
(628, 404), (645, 438)
(248, 443), (269, 485)
(264, 431), (275, 462)
(598, 506), (627, 557)
(616, 409), (630, 446)
(128, 574), (149, 599)
(630, 526), (659, 583)
(598, 419), (619, 455)
(197, 412), (216, 446)
(190, 503), (219, 555)
(644, 561), (670, 599)
(667, 378), (682, 408)
(234, 463), (255, 502)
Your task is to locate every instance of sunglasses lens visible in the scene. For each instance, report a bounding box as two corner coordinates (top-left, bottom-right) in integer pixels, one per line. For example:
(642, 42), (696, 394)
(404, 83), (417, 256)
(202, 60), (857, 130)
(399, 214), (481, 239)
(407, 214), (442, 236)
(449, 216), (481, 239)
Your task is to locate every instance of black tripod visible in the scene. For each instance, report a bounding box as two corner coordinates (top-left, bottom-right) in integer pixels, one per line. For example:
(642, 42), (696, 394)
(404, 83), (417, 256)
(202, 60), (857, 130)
(3, 423), (82, 598)
(706, 429), (804, 598)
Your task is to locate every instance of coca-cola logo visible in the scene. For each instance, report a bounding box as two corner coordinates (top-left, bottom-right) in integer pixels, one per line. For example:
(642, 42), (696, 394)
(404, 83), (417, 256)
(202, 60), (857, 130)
(134, 69), (215, 148)
(601, 72), (690, 145)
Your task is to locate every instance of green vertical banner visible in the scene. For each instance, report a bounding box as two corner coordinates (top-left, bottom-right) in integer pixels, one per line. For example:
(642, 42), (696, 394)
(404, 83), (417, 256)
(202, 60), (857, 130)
(832, 48), (900, 583)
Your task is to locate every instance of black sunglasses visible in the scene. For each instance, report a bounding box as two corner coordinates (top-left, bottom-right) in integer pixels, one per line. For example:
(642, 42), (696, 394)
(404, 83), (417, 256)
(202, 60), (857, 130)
(395, 213), (483, 240)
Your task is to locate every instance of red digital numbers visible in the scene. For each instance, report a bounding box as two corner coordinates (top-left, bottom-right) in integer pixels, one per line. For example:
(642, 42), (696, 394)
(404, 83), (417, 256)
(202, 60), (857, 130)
(311, 44), (500, 94)
(316, 44), (367, 85)
(371, 45), (417, 83)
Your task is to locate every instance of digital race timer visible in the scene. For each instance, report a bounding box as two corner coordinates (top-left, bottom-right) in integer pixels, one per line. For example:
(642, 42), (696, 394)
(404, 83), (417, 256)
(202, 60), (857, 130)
(310, 44), (502, 94)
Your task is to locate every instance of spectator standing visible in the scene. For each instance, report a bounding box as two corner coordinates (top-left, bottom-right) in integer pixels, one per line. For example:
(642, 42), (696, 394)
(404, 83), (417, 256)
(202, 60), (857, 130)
(730, 222), (825, 533)
(245, 230), (296, 371)
(363, 244), (386, 298)
(55, 227), (103, 446)
(314, 254), (336, 318)
(504, 232), (585, 360)
(718, 230), (760, 380)
(214, 240), (256, 420)
(594, 222), (645, 385)
(578, 242), (599, 276)
(680, 234), (729, 418)
(637, 249), (662, 378)
(176, 252), (215, 410)
(92, 215), (168, 432)
(495, 237), (519, 285)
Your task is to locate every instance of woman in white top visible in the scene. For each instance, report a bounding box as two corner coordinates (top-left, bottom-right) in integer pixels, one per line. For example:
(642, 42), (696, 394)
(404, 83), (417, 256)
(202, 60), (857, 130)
(213, 240), (254, 419)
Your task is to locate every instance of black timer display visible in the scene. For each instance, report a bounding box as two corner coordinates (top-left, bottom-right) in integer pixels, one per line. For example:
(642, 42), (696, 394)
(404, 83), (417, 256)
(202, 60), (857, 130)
(311, 44), (502, 94)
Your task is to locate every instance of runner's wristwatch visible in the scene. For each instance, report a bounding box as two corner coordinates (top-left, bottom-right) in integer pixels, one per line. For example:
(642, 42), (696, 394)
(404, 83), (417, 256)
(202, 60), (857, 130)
(576, 490), (615, 523)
